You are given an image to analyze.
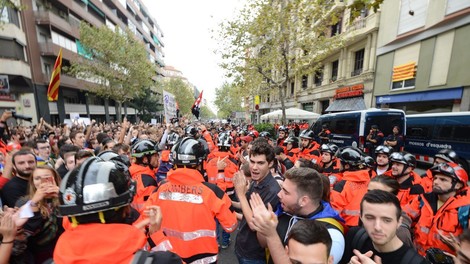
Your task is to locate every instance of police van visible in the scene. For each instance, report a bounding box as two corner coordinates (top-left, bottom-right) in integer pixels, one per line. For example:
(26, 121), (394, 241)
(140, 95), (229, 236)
(310, 108), (406, 151)
(405, 112), (470, 171)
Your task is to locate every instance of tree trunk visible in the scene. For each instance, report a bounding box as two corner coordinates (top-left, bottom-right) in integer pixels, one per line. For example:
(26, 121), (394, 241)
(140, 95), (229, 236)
(279, 84), (287, 125)
(116, 101), (122, 122)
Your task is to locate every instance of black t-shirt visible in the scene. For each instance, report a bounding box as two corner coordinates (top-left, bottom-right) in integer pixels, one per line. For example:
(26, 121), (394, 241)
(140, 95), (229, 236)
(340, 226), (429, 264)
(0, 176), (28, 207)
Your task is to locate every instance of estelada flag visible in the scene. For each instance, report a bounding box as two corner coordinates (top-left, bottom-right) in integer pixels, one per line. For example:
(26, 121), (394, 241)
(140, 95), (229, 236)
(191, 90), (203, 119)
(47, 48), (63, 101)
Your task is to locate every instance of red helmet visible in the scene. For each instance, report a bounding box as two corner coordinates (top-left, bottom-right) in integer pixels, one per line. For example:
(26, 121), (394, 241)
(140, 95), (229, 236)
(431, 162), (468, 187)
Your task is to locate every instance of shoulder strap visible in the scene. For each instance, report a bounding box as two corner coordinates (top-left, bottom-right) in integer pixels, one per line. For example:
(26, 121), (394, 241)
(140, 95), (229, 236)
(400, 247), (422, 264)
(316, 217), (344, 234)
(351, 227), (369, 251)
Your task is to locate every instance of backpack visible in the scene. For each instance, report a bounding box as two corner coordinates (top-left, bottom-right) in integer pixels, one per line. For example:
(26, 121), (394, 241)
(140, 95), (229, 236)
(351, 228), (423, 264)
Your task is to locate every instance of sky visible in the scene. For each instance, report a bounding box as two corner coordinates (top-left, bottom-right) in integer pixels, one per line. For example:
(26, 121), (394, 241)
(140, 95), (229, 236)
(141, 0), (245, 115)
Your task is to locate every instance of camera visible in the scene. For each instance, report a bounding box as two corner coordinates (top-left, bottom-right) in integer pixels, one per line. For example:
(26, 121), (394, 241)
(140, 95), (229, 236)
(12, 111), (33, 122)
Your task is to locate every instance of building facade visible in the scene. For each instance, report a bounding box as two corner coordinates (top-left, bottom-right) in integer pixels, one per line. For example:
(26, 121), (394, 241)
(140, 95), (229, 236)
(259, 0), (379, 119)
(373, 0), (470, 114)
(0, 0), (165, 124)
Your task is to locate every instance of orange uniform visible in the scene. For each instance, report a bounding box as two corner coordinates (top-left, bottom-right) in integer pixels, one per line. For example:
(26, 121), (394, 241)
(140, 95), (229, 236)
(331, 169), (370, 227)
(129, 163), (158, 212)
(54, 223), (147, 263)
(320, 159), (342, 188)
(404, 188), (470, 256)
(143, 168), (237, 263)
(298, 143), (321, 161)
(397, 171), (425, 207)
(206, 151), (238, 193)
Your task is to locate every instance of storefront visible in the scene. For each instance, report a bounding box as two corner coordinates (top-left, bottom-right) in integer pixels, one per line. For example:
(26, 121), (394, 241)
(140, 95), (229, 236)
(325, 84), (367, 113)
(376, 87), (463, 114)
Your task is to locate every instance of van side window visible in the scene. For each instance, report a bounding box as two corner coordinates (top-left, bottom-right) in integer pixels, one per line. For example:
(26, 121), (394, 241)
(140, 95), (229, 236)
(453, 125), (470, 142)
(407, 126), (431, 139)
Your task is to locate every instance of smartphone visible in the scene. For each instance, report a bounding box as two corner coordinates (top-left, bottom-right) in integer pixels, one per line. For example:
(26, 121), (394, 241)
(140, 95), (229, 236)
(41, 176), (54, 186)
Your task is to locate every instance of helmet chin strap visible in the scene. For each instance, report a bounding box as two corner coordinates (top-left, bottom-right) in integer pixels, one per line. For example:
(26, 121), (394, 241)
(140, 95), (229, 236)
(394, 165), (409, 180)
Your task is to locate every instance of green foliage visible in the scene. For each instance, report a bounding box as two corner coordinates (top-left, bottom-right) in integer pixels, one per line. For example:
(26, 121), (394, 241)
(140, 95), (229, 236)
(159, 78), (195, 117)
(0, 0), (25, 29)
(216, 0), (345, 124)
(254, 123), (275, 137)
(201, 105), (216, 120)
(214, 82), (243, 118)
(130, 87), (162, 122)
(349, 0), (384, 23)
(68, 22), (155, 107)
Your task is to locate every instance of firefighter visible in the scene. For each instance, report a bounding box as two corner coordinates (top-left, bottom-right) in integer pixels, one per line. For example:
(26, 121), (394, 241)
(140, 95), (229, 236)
(404, 162), (469, 257)
(129, 140), (160, 212)
(54, 157), (179, 263)
(298, 130), (321, 161)
(143, 137), (237, 264)
(319, 143), (342, 188)
(389, 151), (424, 207)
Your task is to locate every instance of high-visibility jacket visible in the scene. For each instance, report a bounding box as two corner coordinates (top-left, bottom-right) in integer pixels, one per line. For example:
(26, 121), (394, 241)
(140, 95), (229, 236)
(421, 169), (434, 193)
(298, 143), (321, 161)
(320, 159), (342, 188)
(130, 163), (158, 213)
(201, 130), (215, 152)
(331, 169), (370, 227)
(286, 148), (300, 164)
(404, 188), (470, 256)
(54, 223), (147, 263)
(143, 168), (237, 264)
(397, 171), (424, 207)
(206, 151), (238, 193)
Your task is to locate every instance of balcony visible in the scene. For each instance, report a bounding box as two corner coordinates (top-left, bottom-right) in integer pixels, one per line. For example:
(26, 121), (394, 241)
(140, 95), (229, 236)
(35, 11), (79, 39)
(344, 12), (380, 38)
(38, 42), (78, 62)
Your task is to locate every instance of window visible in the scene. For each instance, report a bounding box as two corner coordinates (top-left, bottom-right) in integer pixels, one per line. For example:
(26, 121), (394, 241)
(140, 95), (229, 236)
(446, 0), (470, 15)
(0, 39), (25, 61)
(44, 63), (51, 76)
(314, 68), (323, 86)
(352, 49), (365, 76)
(331, 60), (339, 82)
(331, 18), (342, 36)
(290, 81), (295, 96)
(392, 78), (415, 90)
(0, 5), (20, 28)
(397, 0), (427, 35)
(301, 75), (308, 89)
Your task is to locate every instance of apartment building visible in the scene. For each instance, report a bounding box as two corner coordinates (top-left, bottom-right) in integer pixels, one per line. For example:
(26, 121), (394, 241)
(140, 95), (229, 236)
(259, 1), (379, 117)
(0, 0), (34, 122)
(1, 0), (165, 124)
(373, 0), (470, 114)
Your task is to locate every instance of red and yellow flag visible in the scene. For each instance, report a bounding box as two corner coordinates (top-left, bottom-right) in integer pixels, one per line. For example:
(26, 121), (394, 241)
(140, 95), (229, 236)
(47, 48), (63, 101)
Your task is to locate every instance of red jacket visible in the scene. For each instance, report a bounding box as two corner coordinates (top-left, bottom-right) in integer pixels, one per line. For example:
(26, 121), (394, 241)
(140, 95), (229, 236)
(142, 168), (237, 263)
(397, 171), (424, 207)
(331, 170), (370, 227)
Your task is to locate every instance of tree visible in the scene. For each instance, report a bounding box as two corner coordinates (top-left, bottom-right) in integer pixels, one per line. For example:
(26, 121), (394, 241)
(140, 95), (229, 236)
(130, 87), (162, 122)
(159, 78), (195, 117)
(200, 105), (216, 120)
(217, 0), (348, 124)
(67, 22), (155, 122)
(0, 0), (24, 29)
(214, 82), (243, 119)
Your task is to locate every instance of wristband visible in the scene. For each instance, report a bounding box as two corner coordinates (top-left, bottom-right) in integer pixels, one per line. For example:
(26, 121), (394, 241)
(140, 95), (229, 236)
(1, 240), (14, 244)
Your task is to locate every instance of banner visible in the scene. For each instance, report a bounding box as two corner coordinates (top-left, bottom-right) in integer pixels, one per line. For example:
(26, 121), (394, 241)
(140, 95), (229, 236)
(163, 90), (177, 122)
(191, 90), (203, 119)
(0, 75), (10, 93)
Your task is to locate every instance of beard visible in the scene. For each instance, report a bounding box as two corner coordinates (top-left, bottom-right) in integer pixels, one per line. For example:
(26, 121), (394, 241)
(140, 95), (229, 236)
(432, 186), (454, 195)
(283, 202), (302, 215)
(16, 169), (33, 177)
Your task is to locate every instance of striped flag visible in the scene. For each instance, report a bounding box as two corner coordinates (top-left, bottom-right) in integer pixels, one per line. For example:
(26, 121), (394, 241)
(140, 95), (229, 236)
(191, 90), (203, 119)
(47, 48), (63, 101)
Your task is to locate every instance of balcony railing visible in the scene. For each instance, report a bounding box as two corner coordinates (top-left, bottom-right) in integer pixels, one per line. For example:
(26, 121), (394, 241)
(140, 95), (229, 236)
(351, 68), (363, 77)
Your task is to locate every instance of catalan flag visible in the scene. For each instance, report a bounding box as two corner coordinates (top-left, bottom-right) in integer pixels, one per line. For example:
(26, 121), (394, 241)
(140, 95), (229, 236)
(392, 62), (416, 82)
(47, 48), (63, 101)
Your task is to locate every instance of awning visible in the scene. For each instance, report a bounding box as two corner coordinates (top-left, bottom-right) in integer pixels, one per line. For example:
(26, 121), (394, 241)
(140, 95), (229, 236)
(325, 97), (367, 112)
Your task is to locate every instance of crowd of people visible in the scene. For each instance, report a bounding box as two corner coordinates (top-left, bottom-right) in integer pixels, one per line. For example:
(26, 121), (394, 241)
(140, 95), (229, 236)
(0, 109), (469, 264)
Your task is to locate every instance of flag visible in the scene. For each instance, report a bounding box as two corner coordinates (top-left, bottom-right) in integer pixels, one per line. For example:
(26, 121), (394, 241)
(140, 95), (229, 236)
(191, 90), (203, 119)
(47, 48), (63, 101)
